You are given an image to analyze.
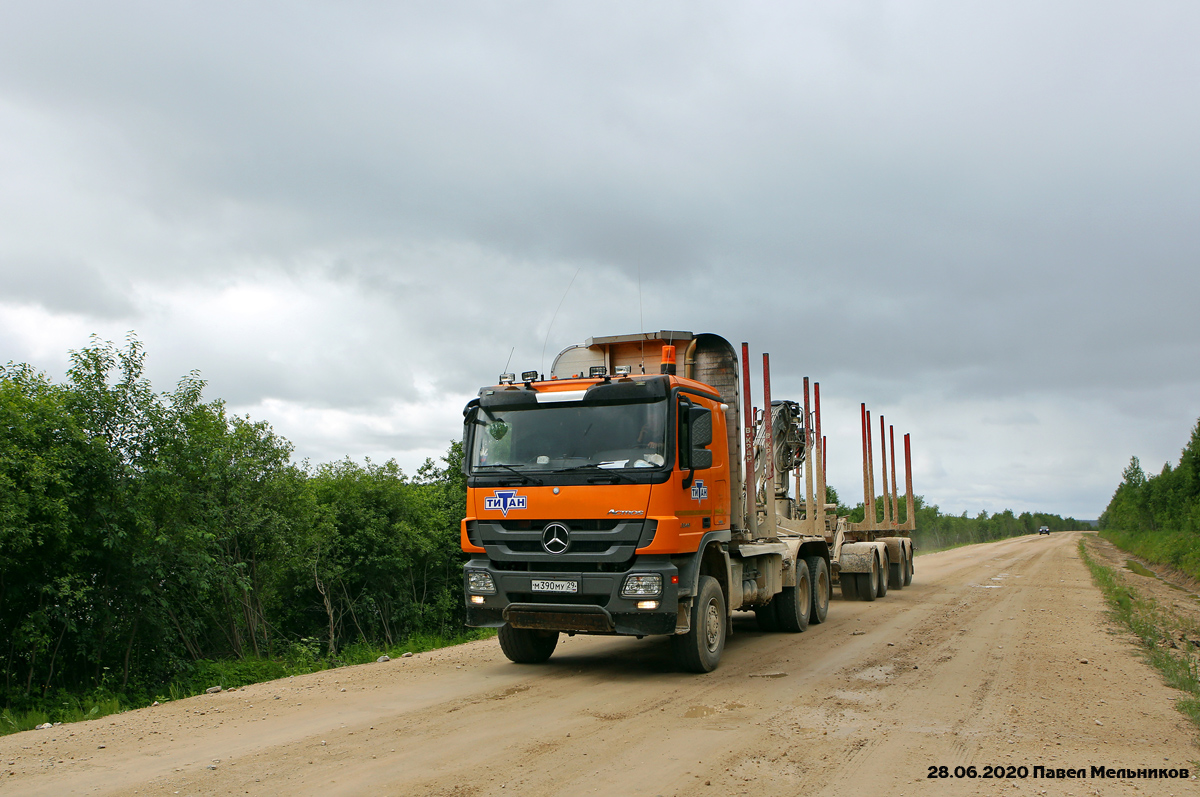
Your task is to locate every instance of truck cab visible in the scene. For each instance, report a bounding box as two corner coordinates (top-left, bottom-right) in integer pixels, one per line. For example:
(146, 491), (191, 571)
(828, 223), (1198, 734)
(461, 369), (731, 657)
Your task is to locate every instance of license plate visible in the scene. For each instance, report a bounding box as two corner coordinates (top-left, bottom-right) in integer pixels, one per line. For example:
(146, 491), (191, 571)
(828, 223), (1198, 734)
(531, 579), (578, 593)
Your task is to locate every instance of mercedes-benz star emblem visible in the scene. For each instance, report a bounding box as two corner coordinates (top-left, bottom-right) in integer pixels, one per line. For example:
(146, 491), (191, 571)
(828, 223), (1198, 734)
(541, 523), (570, 555)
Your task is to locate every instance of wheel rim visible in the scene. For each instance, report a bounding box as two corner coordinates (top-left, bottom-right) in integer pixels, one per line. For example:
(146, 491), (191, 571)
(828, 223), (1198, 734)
(704, 599), (722, 652)
(818, 573), (829, 606)
(799, 580), (811, 617)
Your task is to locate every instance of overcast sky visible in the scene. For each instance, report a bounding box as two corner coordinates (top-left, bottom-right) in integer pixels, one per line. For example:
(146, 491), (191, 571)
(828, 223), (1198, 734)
(2, 1), (1197, 519)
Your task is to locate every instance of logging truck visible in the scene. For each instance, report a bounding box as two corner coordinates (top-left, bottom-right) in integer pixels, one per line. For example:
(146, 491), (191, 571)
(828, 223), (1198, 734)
(460, 331), (916, 672)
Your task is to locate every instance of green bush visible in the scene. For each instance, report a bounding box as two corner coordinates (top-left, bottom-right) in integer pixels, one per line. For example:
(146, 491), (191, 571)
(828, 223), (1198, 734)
(1100, 419), (1200, 579)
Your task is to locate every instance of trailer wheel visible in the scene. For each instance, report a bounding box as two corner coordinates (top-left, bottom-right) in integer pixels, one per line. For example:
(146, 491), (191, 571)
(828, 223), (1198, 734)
(858, 556), (879, 602)
(840, 571), (859, 601)
(776, 565), (811, 633)
(877, 551), (889, 598)
(889, 549), (906, 590)
(672, 575), (726, 673)
(904, 547), (914, 586)
(806, 556), (830, 624)
(498, 624), (559, 664)
(755, 600), (779, 632)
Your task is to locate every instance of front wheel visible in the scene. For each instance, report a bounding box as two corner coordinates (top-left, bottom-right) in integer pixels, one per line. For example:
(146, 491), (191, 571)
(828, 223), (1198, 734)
(672, 575), (726, 673)
(498, 624), (559, 663)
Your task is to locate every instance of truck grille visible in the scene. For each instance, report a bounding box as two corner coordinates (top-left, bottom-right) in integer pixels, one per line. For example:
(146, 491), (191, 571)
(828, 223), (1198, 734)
(477, 518), (652, 565)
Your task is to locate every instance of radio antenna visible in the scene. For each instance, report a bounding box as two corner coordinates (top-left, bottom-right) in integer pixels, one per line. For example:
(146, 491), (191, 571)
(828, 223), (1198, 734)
(638, 267), (645, 373)
(502, 346), (514, 375)
(541, 266), (582, 377)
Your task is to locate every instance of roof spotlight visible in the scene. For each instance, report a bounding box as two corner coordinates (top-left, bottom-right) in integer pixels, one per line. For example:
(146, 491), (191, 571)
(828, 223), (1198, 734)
(498, 373), (515, 384)
(521, 370), (539, 382)
(614, 365), (632, 375)
(589, 366), (607, 377)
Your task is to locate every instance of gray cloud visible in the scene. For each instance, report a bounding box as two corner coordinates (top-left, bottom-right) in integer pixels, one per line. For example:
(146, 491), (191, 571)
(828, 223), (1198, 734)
(1, 1), (1197, 516)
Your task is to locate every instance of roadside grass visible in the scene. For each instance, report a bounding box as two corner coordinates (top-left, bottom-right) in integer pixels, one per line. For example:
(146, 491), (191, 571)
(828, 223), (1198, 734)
(1, 628), (495, 737)
(1101, 527), (1200, 584)
(1, 694), (123, 736)
(1078, 538), (1200, 728)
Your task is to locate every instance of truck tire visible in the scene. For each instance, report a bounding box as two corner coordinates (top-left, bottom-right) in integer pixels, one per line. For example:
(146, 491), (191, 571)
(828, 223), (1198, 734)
(877, 551), (889, 598)
(840, 572), (859, 601)
(498, 624), (559, 664)
(776, 565), (811, 633)
(858, 556), (879, 602)
(672, 575), (726, 673)
(904, 548), (914, 586)
(889, 549), (904, 591)
(755, 600), (779, 632)
(806, 556), (829, 625)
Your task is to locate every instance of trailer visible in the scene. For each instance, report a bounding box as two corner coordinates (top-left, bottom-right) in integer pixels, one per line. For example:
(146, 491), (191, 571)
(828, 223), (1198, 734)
(460, 331), (916, 672)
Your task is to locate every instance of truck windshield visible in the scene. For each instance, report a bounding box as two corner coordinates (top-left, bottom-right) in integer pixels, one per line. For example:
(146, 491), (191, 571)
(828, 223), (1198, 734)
(471, 399), (668, 472)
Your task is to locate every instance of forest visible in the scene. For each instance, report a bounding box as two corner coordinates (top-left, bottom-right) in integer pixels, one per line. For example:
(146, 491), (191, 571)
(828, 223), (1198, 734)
(1, 337), (469, 724)
(1099, 420), (1200, 577)
(1, 336), (1086, 727)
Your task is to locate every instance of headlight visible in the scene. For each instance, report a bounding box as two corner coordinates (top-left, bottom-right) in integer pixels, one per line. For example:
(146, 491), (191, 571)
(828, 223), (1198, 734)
(467, 570), (496, 594)
(621, 573), (662, 598)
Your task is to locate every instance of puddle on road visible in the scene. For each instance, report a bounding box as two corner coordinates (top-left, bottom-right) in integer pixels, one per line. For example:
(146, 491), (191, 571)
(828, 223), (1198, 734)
(684, 705), (717, 718)
(1123, 559), (1198, 598)
(1125, 559), (1157, 578)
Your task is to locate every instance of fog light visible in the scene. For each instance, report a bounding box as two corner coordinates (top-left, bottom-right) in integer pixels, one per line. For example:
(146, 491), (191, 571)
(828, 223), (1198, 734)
(470, 595), (485, 605)
(621, 573), (663, 598)
(467, 571), (496, 594)
(636, 600), (659, 610)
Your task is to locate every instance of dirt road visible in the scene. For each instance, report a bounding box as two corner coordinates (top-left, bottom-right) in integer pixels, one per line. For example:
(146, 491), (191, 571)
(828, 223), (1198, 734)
(4, 531), (1197, 796)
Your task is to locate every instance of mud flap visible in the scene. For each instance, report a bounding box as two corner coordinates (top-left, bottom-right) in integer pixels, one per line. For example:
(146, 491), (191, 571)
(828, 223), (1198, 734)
(675, 599), (693, 634)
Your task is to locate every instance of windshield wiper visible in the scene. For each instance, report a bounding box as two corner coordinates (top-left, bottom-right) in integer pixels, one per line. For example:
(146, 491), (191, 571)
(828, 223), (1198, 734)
(478, 463), (544, 485)
(557, 463), (637, 483)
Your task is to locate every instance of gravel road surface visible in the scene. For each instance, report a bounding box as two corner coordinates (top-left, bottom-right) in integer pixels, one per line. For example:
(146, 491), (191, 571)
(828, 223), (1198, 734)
(4, 531), (1196, 795)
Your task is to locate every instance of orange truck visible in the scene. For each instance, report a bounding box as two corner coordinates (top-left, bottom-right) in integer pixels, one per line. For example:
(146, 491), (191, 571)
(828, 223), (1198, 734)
(461, 331), (916, 672)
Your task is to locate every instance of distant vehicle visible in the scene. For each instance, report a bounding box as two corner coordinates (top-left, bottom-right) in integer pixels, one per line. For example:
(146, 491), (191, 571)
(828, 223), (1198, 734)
(1038, 525), (1050, 535)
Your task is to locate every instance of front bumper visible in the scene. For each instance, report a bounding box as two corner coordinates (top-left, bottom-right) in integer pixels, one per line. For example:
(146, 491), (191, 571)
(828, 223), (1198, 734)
(464, 556), (679, 636)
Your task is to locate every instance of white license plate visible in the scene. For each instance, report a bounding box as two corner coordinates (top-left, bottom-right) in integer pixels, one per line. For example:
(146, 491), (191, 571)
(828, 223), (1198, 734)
(531, 579), (578, 594)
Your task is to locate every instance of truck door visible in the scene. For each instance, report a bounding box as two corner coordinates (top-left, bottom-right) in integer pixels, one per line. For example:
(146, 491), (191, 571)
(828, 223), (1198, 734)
(678, 396), (715, 532)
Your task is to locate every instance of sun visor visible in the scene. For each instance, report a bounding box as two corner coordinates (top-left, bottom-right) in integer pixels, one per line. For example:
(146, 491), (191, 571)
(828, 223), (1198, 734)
(478, 387), (539, 409)
(582, 376), (669, 405)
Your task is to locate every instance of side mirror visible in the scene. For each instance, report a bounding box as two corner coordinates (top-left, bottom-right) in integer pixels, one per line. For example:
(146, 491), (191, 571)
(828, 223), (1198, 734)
(461, 400), (479, 475)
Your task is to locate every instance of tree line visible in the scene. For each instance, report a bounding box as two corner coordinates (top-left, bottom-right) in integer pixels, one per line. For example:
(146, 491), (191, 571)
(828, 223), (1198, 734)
(1099, 419), (1200, 576)
(1, 336), (466, 712)
(2, 334), (1093, 715)
(836, 487), (1087, 551)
